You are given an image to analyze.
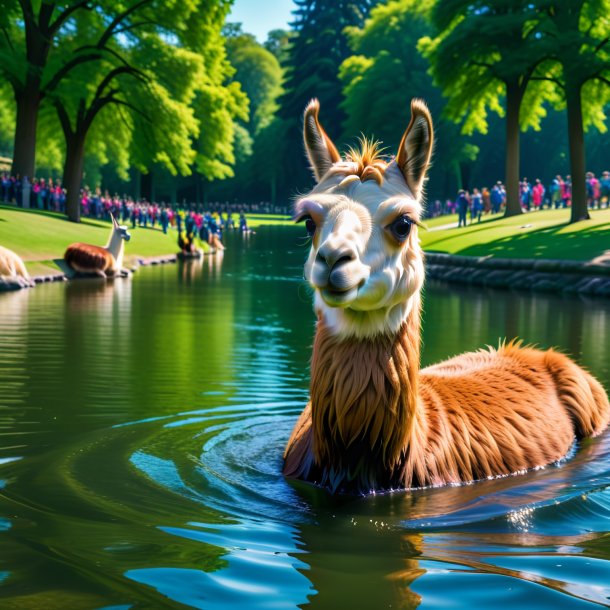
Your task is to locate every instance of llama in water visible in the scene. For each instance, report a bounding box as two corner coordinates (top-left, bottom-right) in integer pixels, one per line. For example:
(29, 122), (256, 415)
(64, 214), (131, 278)
(283, 98), (610, 494)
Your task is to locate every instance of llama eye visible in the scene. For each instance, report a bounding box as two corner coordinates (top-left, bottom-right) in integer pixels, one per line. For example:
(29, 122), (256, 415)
(301, 215), (316, 237)
(389, 215), (413, 241)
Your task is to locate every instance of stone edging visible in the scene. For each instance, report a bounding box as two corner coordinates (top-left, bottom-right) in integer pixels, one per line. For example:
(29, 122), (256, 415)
(0, 253), (178, 292)
(425, 252), (610, 296)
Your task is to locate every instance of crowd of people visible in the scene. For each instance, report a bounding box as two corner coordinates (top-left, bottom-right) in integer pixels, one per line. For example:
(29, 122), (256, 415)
(427, 172), (610, 226)
(4, 171), (610, 235)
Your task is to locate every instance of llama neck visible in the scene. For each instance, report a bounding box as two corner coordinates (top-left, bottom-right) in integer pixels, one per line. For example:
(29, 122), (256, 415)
(309, 295), (422, 493)
(105, 230), (124, 268)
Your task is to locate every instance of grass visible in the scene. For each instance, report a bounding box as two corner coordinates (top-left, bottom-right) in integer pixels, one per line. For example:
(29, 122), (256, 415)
(0, 205), (176, 273)
(420, 208), (610, 262)
(245, 213), (292, 228)
(2, 205), (609, 275)
(0, 206), (293, 274)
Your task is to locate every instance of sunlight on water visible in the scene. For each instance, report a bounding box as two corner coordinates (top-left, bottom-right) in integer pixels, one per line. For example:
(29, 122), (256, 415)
(1, 227), (610, 608)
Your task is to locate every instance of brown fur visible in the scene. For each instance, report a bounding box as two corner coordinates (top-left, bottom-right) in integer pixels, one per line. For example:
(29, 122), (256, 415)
(344, 138), (389, 185)
(284, 305), (610, 494)
(64, 243), (115, 274)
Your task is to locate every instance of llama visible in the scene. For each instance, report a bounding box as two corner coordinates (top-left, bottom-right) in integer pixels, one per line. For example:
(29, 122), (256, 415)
(64, 214), (131, 278)
(283, 99), (610, 494)
(0, 245), (33, 289)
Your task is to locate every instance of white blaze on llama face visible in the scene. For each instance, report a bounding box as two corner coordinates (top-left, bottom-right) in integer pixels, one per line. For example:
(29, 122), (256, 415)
(298, 98), (433, 339)
(296, 165), (424, 338)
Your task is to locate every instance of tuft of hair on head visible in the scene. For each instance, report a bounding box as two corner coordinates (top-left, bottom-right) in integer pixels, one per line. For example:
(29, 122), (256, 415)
(345, 137), (389, 185)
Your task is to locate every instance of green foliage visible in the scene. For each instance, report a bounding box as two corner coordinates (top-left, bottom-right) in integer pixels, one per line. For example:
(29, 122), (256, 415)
(339, 0), (475, 198)
(226, 33), (283, 133)
(275, 0), (378, 197)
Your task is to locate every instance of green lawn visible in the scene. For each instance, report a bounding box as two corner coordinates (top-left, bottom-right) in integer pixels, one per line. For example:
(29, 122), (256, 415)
(2, 205), (609, 276)
(421, 208), (610, 262)
(245, 213), (292, 228)
(0, 205), (176, 273)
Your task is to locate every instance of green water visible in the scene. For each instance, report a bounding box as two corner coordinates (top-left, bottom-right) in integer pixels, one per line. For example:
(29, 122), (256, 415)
(1, 226), (610, 609)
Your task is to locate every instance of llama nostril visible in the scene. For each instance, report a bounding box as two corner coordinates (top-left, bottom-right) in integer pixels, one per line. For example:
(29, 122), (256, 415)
(317, 247), (356, 269)
(333, 254), (354, 269)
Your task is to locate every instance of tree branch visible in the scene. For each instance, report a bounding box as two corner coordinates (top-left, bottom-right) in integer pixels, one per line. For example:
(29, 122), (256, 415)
(594, 37), (610, 55)
(595, 75), (610, 88)
(96, 0), (153, 49)
(113, 19), (158, 36)
(54, 100), (74, 138)
(48, 1), (93, 35)
(42, 51), (104, 97)
(530, 75), (565, 90)
(0, 25), (15, 53)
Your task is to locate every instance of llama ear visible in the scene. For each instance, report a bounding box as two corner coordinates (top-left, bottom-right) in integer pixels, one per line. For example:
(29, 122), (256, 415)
(396, 99), (434, 199)
(303, 99), (340, 182)
(110, 213), (119, 228)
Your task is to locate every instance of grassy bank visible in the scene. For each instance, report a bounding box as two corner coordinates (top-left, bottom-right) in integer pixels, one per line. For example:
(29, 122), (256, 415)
(0, 206), (294, 274)
(0, 206), (177, 274)
(2, 205), (609, 276)
(421, 208), (610, 262)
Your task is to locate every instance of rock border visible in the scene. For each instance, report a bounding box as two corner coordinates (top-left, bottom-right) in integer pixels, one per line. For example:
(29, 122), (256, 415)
(425, 252), (610, 296)
(0, 253), (179, 292)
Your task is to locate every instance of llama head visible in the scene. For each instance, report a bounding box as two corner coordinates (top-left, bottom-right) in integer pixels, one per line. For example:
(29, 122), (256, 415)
(111, 213), (131, 241)
(296, 99), (433, 339)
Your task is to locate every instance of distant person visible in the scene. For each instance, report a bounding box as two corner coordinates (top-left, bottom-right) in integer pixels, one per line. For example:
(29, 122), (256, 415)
(470, 188), (483, 223)
(239, 212), (248, 232)
(561, 175), (572, 208)
(482, 186), (491, 214)
(457, 190), (469, 228)
(520, 178), (532, 211)
(601, 171), (610, 208)
(550, 175), (562, 209)
(490, 182), (504, 214)
(532, 179), (545, 211)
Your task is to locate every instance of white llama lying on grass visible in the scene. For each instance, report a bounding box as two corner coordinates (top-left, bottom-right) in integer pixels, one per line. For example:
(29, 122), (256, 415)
(283, 98), (610, 495)
(0, 245), (34, 290)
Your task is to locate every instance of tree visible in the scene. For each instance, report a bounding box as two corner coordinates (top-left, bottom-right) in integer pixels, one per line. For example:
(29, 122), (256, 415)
(264, 29), (293, 64)
(40, 0), (246, 221)
(275, 0), (378, 198)
(339, 0), (478, 201)
(226, 31), (283, 133)
(420, 1), (557, 216)
(533, 0), (610, 222)
(0, 0), (156, 178)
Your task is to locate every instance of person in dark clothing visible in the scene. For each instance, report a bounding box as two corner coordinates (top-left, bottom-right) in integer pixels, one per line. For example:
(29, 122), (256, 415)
(457, 190), (469, 228)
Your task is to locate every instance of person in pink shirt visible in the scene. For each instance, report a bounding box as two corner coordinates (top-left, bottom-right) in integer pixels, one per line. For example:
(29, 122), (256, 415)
(532, 179), (545, 210)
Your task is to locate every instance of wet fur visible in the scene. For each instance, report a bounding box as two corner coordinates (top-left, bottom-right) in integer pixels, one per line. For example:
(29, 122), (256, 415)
(284, 307), (610, 494)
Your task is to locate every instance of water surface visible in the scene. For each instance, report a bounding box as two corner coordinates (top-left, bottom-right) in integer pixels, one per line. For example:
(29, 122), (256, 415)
(1, 227), (610, 609)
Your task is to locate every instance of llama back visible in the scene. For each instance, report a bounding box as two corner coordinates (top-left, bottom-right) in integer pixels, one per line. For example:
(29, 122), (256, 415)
(543, 348), (610, 438)
(65, 243), (114, 273)
(415, 344), (610, 486)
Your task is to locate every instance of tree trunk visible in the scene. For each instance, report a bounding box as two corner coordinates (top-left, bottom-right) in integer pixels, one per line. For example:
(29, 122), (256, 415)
(504, 81), (523, 217)
(140, 171), (154, 202)
(566, 84), (589, 223)
(64, 135), (86, 223)
(11, 89), (41, 179)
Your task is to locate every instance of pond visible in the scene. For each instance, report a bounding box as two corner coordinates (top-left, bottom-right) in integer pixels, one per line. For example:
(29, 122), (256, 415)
(1, 226), (610, 609)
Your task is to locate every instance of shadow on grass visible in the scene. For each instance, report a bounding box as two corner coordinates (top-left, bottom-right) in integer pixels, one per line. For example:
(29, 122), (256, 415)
(455, 221), (610, 261)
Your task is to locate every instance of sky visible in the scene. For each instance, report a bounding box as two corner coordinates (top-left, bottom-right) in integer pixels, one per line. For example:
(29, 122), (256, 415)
(228, 0), (296, 41)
